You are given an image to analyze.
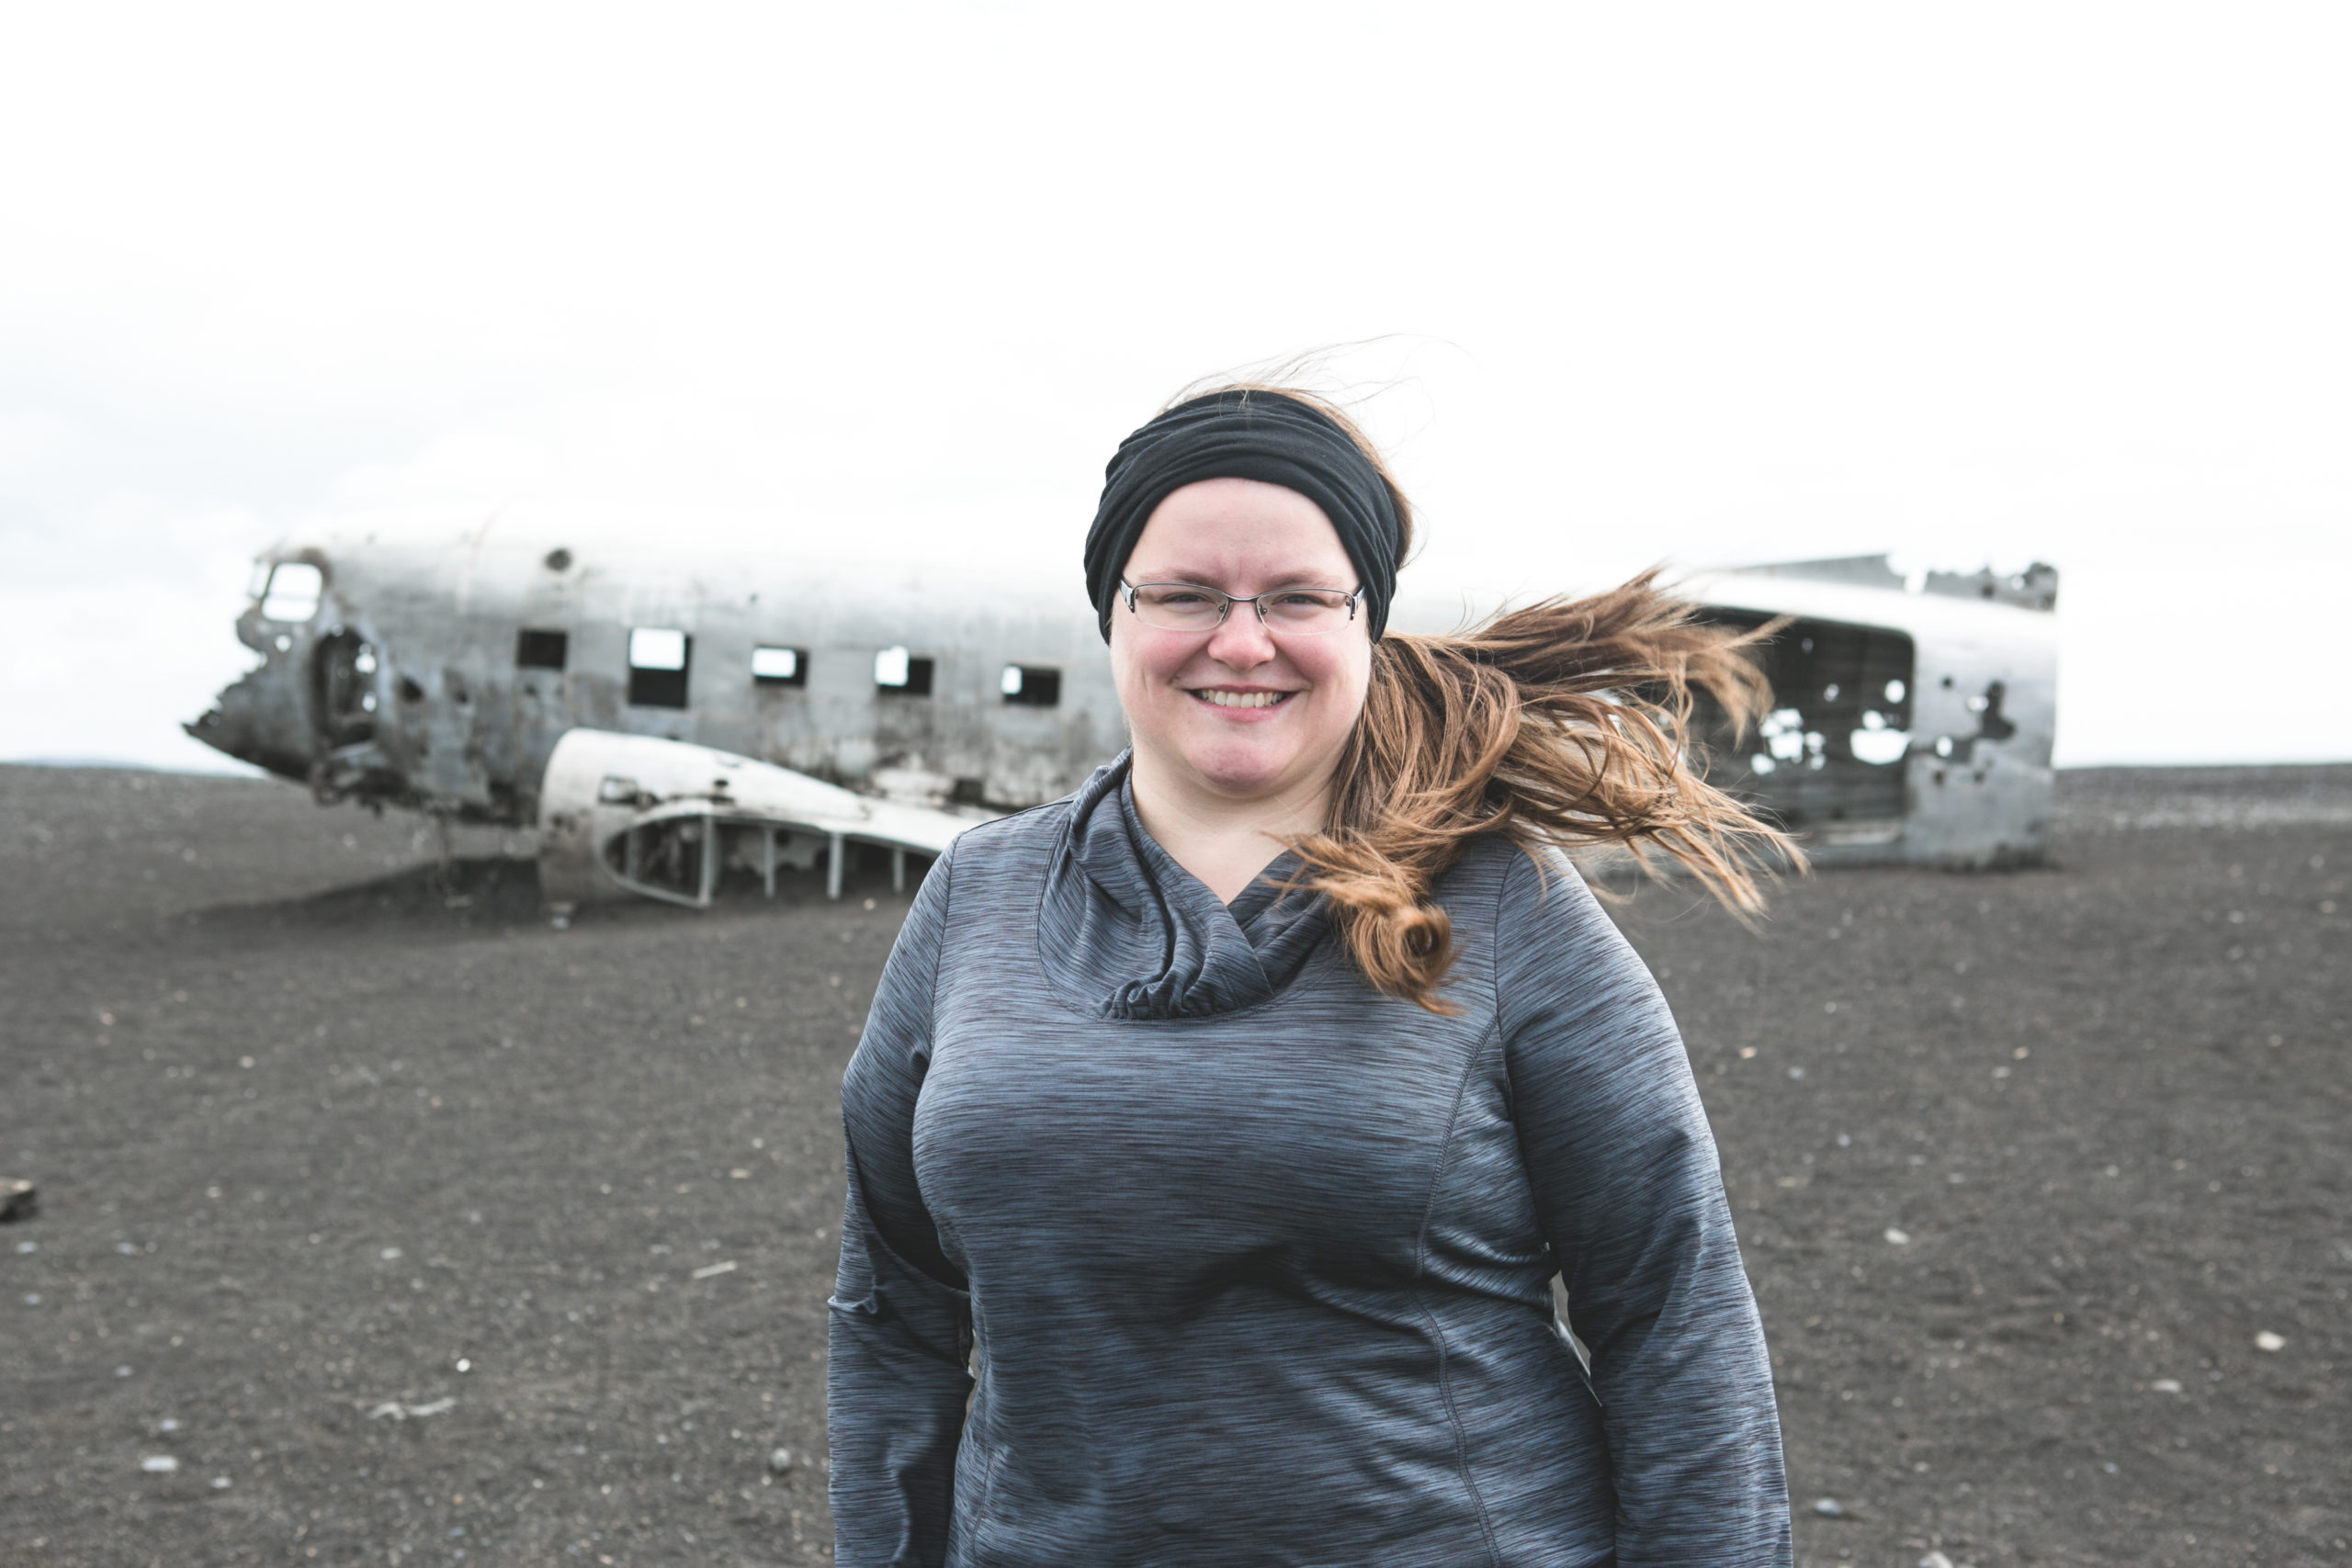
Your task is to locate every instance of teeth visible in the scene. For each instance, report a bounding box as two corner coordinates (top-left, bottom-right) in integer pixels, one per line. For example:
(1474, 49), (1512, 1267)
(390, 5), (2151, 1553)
(1196, 689), (1286, 708)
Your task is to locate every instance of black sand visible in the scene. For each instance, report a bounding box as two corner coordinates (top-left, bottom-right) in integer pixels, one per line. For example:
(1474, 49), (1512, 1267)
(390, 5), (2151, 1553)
(3, 762), (2346, 1566)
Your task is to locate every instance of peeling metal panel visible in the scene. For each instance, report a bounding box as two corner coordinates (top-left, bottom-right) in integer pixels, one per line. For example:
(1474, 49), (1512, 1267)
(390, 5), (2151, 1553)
(536, 730), (980, 908)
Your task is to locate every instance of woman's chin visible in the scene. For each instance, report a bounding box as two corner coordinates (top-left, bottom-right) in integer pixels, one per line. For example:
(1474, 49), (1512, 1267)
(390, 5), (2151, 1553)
(1173, 737), (1304, 801)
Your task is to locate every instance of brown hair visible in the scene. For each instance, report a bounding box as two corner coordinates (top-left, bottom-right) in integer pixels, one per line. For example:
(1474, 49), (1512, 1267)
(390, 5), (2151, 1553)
(1202, 383), (1801, 1012)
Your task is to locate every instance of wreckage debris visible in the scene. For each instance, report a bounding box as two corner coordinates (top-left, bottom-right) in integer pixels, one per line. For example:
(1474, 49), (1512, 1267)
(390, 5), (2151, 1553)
(0, 1179), (36, 1223)
(367, 1397), (458, 1421)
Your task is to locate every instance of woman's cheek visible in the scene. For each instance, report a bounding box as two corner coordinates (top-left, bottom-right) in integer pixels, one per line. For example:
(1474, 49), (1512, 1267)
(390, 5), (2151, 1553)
(1301, 640), (1372, 728)
(1109, 631), (1182, 744)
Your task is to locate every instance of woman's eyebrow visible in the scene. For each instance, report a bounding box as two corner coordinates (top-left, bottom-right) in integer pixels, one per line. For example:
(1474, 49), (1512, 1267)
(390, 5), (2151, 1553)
(1131, 568), (1350, 589)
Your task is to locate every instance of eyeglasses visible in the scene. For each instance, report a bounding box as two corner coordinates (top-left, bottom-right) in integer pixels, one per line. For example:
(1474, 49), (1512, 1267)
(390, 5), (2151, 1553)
(1116, 581), (1363, 636)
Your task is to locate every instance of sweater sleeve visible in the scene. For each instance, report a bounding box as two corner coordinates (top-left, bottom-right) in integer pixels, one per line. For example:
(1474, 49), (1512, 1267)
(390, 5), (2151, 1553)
(1495, 850), (1792, 1567)
(827, 843), (973, 1568)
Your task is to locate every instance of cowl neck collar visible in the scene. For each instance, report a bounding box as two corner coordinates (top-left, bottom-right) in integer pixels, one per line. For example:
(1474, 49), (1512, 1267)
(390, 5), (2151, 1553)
(1041, 753), (1331, 1021)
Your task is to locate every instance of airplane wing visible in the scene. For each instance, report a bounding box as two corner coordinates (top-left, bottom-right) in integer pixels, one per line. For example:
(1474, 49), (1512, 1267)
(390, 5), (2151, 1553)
(535, 729), (991, 909)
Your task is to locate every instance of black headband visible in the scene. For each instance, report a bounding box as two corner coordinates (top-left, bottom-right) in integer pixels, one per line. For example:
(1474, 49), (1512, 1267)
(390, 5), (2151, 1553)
(1082, 389), (1402, 643)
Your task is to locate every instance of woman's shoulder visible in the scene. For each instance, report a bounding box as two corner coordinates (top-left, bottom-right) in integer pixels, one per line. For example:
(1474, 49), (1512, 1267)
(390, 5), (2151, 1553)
(932, 795), (1075, 881)
(1433, 834), (1600, 922)
(890, 797), (1071, 966)
(1433, 835), (1641, 997)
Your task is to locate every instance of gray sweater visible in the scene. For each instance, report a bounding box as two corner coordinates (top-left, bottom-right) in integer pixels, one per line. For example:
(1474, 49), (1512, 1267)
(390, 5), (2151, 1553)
(828, 757), (1791, 1566)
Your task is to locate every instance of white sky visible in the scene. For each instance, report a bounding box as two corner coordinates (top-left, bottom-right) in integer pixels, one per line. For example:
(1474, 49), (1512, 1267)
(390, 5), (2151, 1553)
(3, 2), (2346, 770)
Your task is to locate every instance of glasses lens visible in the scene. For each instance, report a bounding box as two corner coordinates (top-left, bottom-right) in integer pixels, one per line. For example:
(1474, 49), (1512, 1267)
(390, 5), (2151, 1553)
(1127, 584), (1359, 634)
(1258, 590), (1355, 635)
(1129, 585), (1229, 631)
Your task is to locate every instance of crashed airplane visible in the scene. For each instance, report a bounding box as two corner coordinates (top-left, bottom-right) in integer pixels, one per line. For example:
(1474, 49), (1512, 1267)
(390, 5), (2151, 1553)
(187, 533), (2058, 909)
(190, 536), (1119, 909)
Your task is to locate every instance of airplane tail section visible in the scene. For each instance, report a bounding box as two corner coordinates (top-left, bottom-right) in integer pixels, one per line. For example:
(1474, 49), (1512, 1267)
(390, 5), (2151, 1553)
(535, 729), (987, 909)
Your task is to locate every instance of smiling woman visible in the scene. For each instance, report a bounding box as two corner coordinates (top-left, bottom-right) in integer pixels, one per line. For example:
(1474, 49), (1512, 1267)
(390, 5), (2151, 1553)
(1108, 474), (1374, 899)
(827, 383), (1804, 1568)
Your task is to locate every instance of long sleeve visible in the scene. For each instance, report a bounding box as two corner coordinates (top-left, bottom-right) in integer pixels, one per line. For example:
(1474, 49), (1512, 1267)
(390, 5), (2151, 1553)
(1496, 850), (1792, 1567)
(828, 844), (973, 1568)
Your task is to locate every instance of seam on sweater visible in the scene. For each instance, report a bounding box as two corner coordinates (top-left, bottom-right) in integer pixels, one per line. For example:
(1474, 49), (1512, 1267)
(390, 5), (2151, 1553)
(964, 1350), (1009, 1565)
(913, 840), (986, 1559)
(910, 842), (975, 1332)
(1408, 1013), (1507, 1568)
(1490, 848), (1515, 1116)
(1497, 846), (1589, 1362)
(927, 840), (956, 1029)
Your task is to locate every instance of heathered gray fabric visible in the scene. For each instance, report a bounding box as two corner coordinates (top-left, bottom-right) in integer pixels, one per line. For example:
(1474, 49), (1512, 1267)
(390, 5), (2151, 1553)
(828, 756), (1792, 1567)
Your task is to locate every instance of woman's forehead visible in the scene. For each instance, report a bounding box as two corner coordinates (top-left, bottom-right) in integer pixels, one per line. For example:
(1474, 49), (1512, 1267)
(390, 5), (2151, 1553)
(1127, 478), (1351, 581)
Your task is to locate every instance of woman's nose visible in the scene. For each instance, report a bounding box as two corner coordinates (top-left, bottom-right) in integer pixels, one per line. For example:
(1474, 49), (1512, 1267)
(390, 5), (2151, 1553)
(1203, 604), (1278, 669)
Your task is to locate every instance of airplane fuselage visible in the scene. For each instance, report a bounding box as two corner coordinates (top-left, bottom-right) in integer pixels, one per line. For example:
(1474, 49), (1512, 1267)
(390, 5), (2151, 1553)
(191, 535), (1125, 824)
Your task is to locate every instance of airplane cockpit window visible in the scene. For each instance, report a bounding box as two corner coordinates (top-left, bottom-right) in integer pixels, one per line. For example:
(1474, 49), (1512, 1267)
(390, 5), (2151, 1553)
(1001, 664), (1061, 707)
(874, 647), (935, 696)
(258, 562), (323, 623)
(311, 630), (378, 747)
(752, 646), (808, 687)
(628, 627), (692, 708)
(516, 629), (569, 671)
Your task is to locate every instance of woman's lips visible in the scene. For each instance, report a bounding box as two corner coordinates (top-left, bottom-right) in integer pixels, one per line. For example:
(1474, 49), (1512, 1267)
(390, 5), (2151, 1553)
(1190, 688), (1295, 710)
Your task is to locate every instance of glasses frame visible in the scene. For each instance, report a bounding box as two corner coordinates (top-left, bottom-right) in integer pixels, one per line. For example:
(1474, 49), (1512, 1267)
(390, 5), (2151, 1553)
(1115, 580), (1363, 636)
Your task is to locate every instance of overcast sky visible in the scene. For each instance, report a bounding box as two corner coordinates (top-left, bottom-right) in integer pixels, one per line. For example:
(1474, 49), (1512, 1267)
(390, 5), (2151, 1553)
(4, 2), (2346, 771)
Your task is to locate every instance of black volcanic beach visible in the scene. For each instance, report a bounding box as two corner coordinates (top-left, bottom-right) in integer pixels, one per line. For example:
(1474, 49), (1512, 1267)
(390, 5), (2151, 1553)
(3, 761), (2346, 1567)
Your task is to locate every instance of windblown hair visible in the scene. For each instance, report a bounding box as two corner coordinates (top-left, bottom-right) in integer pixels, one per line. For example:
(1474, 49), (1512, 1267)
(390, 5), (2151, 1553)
(1208, 384), (1803, 1013)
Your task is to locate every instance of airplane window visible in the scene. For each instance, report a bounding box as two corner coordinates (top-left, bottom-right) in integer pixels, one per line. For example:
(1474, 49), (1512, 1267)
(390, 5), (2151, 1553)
(628, 627), (692, 708)
(516, 629), (569, 671)
(629, 628), (687, 670)
(1001, 664), (1062, 707)
(752, 646), (808, 686)
(259, 562), (323, 623)
(875, 648), (934, 696)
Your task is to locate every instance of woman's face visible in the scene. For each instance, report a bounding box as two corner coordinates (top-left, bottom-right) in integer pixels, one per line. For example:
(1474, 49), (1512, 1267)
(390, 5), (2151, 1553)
(1110, 477), (1373, 810)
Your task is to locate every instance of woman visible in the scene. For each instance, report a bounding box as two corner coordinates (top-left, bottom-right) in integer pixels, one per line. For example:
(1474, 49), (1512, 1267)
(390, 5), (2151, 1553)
(828, 385), (1797, 1566)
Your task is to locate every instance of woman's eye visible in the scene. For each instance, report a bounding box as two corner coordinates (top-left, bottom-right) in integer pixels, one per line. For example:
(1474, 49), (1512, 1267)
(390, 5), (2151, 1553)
(1156, 591), (1214, 607)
